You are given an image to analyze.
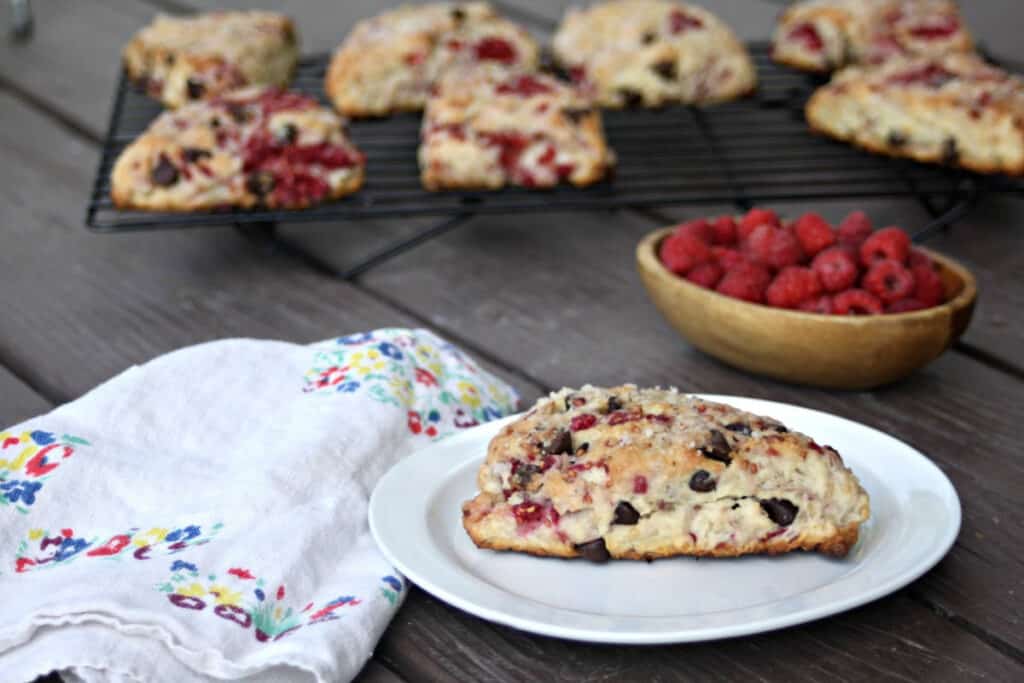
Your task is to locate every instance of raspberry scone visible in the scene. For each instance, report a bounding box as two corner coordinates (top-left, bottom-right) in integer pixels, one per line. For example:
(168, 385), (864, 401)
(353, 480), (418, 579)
(806, 54), (1024, 176)
(551, 1), (757, 108)
(462, 386), (870, 562)
(111, 87), (365, 211)
(772, 0), (973, 73)
(325, 2), (540, 118)
(419, 68), (614, 190)
(123, 11), (299, 109)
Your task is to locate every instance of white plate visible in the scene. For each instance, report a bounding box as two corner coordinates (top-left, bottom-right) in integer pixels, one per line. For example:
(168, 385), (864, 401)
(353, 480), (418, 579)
(369, 395), (960, 644)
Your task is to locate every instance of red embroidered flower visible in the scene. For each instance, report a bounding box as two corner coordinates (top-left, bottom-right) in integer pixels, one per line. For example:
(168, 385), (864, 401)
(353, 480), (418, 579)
(15, 557), (35, 573)
(87, 534), (131, 557)
(228, 567), (256, 580)
(408, 411), (423, 434)
(415, 368), (438, 387)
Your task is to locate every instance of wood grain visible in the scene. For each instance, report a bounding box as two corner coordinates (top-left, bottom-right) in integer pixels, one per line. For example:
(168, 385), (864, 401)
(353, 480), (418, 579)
(0, 368), (52, 427)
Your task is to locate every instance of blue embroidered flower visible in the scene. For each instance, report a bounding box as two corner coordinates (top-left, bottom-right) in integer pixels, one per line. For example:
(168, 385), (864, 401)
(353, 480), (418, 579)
(378, 342), (403, 360)
(337, 381), (360, 393)
(482, 406), (504, 421)
(427, 410), (441, 423)
(54, 537), (90, 562)
(382, 576), (403, 592)
(171, 560), (197, 573)
(165, 525), (202, 543)
(254, 588), (266, 602)
(30, 430), (56, 445)
(0, 480), (43, 506)
(339, 332), (374, 345)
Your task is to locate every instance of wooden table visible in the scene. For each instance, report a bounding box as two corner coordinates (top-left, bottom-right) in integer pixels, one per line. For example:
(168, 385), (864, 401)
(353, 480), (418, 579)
(3, 1), (1022, 680)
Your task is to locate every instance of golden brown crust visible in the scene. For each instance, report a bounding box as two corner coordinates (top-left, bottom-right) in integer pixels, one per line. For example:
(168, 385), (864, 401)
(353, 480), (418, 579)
(462, 385), (871, 562)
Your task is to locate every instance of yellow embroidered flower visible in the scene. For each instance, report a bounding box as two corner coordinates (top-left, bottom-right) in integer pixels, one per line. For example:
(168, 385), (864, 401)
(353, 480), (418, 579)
(209, 584), (243, 606)
(457, 381), (482, 408)
(427, 361), (443, 377)
(28, 529), (44, 540)
(178, 582), (207, 598)
(389, 376), (413, 405)
(134, 528), (168, 547)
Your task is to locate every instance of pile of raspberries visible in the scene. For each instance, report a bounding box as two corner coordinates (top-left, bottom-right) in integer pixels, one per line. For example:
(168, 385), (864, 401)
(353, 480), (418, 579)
(659, 208), (948, 314)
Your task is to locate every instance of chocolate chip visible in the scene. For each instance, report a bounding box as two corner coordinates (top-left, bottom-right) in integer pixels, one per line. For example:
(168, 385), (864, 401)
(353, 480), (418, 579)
(165, 54), (175, 66)
(651, 60), (677, 80)
(575, 538), (610, 563)
(186, 78), (205, 100)
(245, 171), (275, 197)
(451, 7), (466, 23)
(575, 442), (589, 455)
(699, 430), (732, 465)
(279, 123), (298, 145)
(774, 425), (788, 434)
(210, 116), (221, 128)
(613, 501), (640, 525)
(562, 107), (592, 124)
(513, 464), (541, 488)
(641, 31), (657, 45)
(150, 154), (179, 187)
(887, 130), (908, 148)
(689, 470), (716, 492)
(227, 103), (250, 123)
(607, 395), (623, 412)
(545, 429), (573, 455)
(942, 138), (959, 165)
(731, 503), (740, 510)
(760, 498), (798, 526)
(725, 422), (751, 435)
(182, 147), (211, 163)
(619, 88), (644, 107)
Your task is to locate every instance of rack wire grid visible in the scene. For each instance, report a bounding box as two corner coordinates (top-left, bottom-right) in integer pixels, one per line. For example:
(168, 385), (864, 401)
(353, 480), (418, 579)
(86, 42), (1024, 234)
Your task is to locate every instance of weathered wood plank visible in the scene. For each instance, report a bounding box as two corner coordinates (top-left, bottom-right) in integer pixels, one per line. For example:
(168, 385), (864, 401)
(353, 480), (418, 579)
(353, 659), (408, 683)
(356, 208), (1024, 650)
(378, 587), (1024, 683)
(0, 368), (51, 427)
(0, 91), (541, 405)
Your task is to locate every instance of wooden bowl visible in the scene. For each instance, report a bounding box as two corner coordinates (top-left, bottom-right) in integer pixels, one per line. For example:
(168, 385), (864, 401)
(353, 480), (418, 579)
(637, 228), (977, 390)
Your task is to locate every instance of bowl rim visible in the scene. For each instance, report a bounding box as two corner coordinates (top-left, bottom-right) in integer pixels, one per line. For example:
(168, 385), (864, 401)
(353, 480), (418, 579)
(637, 227), (977, 325)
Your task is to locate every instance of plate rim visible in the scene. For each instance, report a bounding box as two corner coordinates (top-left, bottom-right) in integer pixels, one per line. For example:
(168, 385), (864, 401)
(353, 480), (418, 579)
(369, 395), (962, 644)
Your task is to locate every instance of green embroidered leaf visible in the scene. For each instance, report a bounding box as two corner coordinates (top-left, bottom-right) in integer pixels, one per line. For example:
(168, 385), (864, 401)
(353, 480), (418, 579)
(62, 436), (91, 446)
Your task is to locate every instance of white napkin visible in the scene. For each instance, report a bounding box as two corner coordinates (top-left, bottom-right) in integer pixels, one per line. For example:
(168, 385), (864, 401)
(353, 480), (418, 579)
(0, 329), (519, 683)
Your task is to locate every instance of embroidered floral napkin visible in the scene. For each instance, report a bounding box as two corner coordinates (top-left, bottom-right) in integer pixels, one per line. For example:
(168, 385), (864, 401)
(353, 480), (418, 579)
(0, 329), (518, 683)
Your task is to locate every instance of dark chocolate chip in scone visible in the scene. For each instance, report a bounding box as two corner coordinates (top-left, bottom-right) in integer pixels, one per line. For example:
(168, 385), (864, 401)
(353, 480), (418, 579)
(619, 88), (644, 107)
(562, 107), (593, 125)
(651, 60), (677, 80)
(613, 501), (640, 525)
(699, 430), (732, 464)
(512, 463), (541, 488)
(887, 130), (908, 148)
(689, 469), (716, 492)
(725, 422), (751, 435)
(279, 123), (299, 145)
(545, 429), (573, 455)
(151, 154), (179, 187)
(245, 170), (275, 198)
(186, 78), (206, 100)
(607, 395), (623, 412)
(942, 138), (959, 165)
(575, 538), (610, 563)
(182, 147), (212, 163)
(760, 498), (798, 526)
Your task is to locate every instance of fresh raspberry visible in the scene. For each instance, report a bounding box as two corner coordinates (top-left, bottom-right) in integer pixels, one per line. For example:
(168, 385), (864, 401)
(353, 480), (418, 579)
(686, 262), (724, 289)
(907, 248), (933, 269)
(710, 215), (738, 245)
(738, 208), (780, 242)
(744, 224), (804, 270)
(792, 212), (837, 257)
(833, 289), (883, 315)
(886, 298), (928, 314)
(811, 247), (860, 293)
(862, 259), (916, 303)
(837, 211), (874, 247)
(660, 233), (712, 274)
(716, 265), (771, 303)
(798, 294), (834, 314)
(860, 227), (911, 266)
(674, 218), (714, 243)
(911, 263), (946, 306)
(766, 267), (823, 309)
(711, 246), (747, 271)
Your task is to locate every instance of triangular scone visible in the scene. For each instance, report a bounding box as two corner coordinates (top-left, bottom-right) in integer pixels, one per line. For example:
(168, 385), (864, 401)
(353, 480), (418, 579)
(462, 385), (870, 562)
(325, 2), (540, 118)
(111, 87), (365, 211)
(772, 0), (973, 73)
(123, 11), (299, 109)
(807, 54), (1024, 176)
(551, 1), (756, 108)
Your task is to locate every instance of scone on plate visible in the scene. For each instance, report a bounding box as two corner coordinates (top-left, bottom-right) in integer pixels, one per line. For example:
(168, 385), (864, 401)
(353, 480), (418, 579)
(419, 67), (614, 190)
(462, 385), (870, 562)
(123, 11), (299, 109)
(807, 53), (1024, 176)
(325, 2), (540, 117)
(551, 1), (757, 108)
(772, 0), (973, 73)
(111, 87), (365, 211)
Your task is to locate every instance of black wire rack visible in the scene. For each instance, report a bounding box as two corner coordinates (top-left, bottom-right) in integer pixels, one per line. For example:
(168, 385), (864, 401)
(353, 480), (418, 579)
(86, 42), (1024, 271)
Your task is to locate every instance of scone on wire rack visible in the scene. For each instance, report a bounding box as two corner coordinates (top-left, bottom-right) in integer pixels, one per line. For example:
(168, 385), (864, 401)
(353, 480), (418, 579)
(419, 67), (614, 190)
(111, 87), (365, 212)
(123, 11), (299, 109)
(462, 385), (870, 562)
(772, 0), (973, 73)
(325, 2), (540, 118)
(551, 0), (757, 108)
(806, 53), (1024, 176)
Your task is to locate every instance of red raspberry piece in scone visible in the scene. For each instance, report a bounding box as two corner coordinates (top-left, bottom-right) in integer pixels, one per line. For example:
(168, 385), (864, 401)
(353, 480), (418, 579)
(111, 87), (365, 211)
(462, 385), (871, 562)
(419, 67), (614, 190)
